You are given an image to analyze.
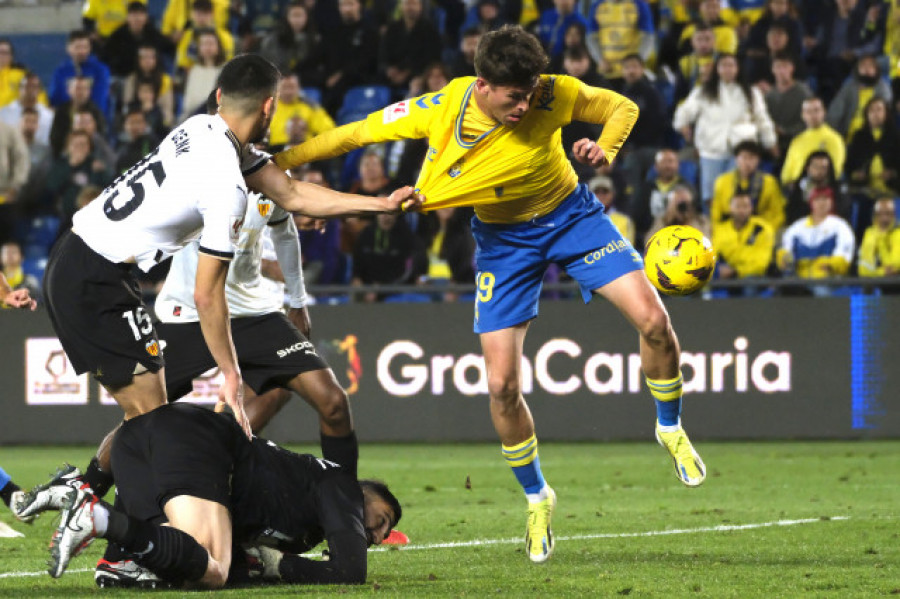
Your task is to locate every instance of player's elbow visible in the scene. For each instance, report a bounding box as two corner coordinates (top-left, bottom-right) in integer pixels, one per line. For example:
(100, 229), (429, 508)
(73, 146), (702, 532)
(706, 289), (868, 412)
(623, 97), (640, 122)
(193, 287), (218, 313)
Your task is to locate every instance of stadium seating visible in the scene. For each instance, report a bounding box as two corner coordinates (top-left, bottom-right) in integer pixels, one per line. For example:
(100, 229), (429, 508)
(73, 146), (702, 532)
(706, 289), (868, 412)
(336, 85), (392, 126)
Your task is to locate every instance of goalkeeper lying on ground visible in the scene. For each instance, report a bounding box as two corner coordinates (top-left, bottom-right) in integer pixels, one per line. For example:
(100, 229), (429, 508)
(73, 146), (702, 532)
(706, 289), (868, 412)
(16, 403), (401, 589)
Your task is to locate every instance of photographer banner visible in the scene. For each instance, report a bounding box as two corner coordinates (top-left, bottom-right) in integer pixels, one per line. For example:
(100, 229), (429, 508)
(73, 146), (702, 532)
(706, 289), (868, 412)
(1, 296), (898, 444)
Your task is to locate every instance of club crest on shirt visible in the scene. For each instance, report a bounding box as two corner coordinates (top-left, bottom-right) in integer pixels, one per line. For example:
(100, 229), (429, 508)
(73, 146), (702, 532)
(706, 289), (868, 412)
(145, 340), (160, 357)
(448, 159), (465, 178)
(257, 199), (273, 217)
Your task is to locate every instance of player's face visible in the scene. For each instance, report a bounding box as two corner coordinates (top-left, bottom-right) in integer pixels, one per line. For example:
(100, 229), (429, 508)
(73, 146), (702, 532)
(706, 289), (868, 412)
(476, 79), (537, 127)
(363, 496), (396, 546)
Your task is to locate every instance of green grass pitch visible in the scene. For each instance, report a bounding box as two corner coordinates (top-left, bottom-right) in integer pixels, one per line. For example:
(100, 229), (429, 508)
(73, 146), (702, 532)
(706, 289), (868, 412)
(0, 441), (898, 597)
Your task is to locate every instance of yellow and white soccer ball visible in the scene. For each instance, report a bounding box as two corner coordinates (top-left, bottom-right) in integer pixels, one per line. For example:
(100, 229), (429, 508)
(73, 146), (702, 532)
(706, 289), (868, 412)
(644, 225), (716, 296)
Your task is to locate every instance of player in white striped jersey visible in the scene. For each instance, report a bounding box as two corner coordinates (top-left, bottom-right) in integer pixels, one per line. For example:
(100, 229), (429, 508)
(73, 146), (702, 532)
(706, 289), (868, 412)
(26, 54), (421, 583)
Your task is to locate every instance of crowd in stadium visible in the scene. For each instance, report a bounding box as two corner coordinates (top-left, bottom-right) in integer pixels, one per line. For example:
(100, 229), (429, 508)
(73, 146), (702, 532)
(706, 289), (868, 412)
(1, 0), (900, 303)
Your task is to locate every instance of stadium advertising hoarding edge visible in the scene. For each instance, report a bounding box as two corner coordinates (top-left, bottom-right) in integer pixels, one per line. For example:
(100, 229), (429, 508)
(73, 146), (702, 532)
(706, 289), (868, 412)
(1, 297), (897, 443)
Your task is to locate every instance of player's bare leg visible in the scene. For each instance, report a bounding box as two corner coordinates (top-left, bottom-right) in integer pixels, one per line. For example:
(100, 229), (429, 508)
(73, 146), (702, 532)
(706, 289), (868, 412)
(242, 386), (292, 434)
(595, 270), (706, 486)
(164, 496), (233, 588)
(481, 323), (533, 446)
(288, 369), (357, 476)
(48, 490), (228, 587)
(480, 322), (556, 563)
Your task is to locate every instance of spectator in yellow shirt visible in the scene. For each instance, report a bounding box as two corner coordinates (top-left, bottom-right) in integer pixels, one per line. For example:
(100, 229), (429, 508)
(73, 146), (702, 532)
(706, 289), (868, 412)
(174, 0), (234, 70)
(858, 197), (900, 278)
(162, 0), (229, 43)
(590, 174), (635, 244)
(83, 0), (147, 44)
(711, 140), (785, 236)
(268, 74), (335, 150)
(678, 0), (739, 56)
(0, 40), (26, 109)
(713, 192), (775, 282)
(780, 97), (846, 186)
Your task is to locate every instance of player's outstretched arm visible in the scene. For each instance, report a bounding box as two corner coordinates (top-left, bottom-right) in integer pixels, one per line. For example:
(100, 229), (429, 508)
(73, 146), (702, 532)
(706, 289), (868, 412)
(246, 162), (423, 217)
(0, 273), (37, 310)
(194, 253), (251, 438)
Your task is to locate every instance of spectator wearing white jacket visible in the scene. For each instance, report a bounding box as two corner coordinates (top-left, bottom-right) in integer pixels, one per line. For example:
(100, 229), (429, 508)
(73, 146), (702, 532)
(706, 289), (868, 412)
(673, 53), (777, 209)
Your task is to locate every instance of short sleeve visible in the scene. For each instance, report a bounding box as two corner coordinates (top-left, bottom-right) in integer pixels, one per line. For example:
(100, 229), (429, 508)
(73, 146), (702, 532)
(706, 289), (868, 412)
(198, 182), (248, 260)
(241, 146), (271, 177)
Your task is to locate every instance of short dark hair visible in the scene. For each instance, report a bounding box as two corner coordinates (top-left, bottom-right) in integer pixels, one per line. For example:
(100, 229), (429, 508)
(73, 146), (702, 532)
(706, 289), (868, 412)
(125, 105), (146, 119)
(68, 30), (91, 43)
(733, 140), (762, 157)
(127, 1), (147, 13)
(622, 53), (644, 65)
(192, 0), (213, 12)
(360, 479), (402, 529)
(217, 54), (280, 115)
(206, 89), (219, 114)
(21, 106), (39, 117)
(475, 25), (548, 87)
(563, 44), (589, 62)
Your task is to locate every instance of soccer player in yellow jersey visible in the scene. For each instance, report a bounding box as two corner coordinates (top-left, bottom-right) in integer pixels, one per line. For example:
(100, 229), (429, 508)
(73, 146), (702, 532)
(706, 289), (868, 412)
(275, 25), (706, 564)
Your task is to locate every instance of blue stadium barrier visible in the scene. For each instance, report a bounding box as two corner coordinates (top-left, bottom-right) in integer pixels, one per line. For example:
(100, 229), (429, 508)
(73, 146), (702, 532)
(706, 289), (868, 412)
(302, 86), (322, 106)
(4, 33), (68, 91)
(383, 293), (433, 303)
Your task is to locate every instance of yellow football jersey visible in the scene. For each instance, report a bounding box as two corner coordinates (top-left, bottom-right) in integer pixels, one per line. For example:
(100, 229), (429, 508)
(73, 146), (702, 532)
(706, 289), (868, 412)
(83, 0), (146, 38)
(276, 75), (638, 224)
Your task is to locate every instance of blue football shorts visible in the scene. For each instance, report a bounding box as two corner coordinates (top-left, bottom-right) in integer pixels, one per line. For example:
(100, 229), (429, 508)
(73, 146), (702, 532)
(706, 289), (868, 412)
(471, 183), (643, 334)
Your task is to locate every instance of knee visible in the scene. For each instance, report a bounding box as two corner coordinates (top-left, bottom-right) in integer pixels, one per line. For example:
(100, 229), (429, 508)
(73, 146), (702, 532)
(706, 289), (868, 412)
(318, 386), (351, 427)
(487, 374), (520, 406)
(637, 306), (673, 344)
(200, 559), (228, 589)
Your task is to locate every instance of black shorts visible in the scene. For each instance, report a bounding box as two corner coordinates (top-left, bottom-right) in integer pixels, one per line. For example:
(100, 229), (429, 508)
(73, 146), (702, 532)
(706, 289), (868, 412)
(43, 231), (164, 388)
(110, 403), (245, 522)
(157, 312), (329, 401)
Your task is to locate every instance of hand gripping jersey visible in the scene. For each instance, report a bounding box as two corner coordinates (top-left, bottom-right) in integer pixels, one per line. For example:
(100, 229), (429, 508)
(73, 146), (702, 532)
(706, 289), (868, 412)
(72, 114), (269, 272)
(277, 75), (638, 224)
(156, 188), (308, 322)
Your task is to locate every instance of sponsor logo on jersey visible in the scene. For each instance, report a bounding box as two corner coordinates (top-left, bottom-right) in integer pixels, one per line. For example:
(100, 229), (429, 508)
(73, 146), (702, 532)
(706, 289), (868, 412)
(145, 340), (160, 357)
(230, 216), (245, 242)
(257, 199), (273, 217)
(276, 340), (318, 359)
(536, 76), (556, 111)
(383, 101), (410, 124)
(426, 146), (438, 162)
(583, 239), (630, 264)
(173, 306), (181, 317)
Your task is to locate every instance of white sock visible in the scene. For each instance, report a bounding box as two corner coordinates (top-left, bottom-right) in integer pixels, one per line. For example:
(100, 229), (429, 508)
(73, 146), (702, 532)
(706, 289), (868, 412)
(657, 420), (681, 433)
(92, 502), (109, 536)
(526, 484), (550, 504)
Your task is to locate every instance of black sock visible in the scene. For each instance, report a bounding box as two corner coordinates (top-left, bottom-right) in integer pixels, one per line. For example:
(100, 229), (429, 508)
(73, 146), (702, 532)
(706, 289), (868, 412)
(83, 457), (115, 498)
(321, 431), (358, 479)
(0, 480), (20, 507)
(101, 506), (208, 583)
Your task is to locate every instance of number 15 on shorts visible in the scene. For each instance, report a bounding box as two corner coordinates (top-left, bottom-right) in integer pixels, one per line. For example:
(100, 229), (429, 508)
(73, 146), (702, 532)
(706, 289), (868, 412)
(123, 306), (153, 340)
